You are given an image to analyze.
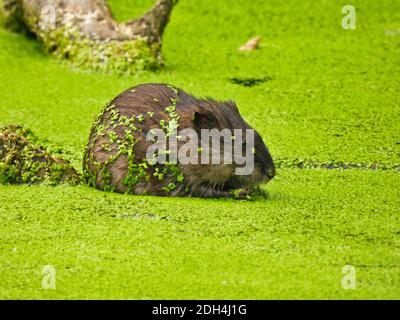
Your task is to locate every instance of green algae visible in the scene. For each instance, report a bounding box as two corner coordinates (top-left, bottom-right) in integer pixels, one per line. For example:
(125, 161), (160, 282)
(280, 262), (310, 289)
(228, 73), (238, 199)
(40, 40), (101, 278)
(0, 125), (80, 185)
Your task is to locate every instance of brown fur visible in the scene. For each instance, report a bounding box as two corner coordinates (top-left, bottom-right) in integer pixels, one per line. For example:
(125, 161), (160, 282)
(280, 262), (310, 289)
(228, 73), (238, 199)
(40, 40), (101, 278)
(83, 83), (275, 198)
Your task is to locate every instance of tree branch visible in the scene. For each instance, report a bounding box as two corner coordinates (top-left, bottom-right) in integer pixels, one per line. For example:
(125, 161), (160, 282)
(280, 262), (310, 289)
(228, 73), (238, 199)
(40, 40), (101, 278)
(122, 0), (178, 43)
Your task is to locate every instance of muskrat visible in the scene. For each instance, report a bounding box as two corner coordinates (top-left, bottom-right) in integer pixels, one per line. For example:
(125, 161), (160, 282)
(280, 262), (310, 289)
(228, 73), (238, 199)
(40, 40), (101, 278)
(83, 83), (275, 198)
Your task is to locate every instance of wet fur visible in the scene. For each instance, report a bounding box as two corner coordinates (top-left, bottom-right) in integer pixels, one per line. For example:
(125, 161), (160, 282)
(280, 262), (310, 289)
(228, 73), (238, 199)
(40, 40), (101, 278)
(83, 83), (275, 198)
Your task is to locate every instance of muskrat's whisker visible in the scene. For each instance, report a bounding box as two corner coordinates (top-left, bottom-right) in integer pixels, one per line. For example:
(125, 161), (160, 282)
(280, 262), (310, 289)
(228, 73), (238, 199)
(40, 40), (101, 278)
(220, 181), (226, 192)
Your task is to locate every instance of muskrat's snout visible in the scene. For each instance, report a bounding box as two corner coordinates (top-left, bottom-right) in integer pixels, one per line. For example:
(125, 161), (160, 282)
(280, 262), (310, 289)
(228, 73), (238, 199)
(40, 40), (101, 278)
(267, 167), (276, 180)
(264, 156), (276, 181)
(258, 151), (275, 181)
(254, 132), (275, 182)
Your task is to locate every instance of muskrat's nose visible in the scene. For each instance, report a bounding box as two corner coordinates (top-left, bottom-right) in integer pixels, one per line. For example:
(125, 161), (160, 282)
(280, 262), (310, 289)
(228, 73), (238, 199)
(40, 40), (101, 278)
(266, 166), (276, 180)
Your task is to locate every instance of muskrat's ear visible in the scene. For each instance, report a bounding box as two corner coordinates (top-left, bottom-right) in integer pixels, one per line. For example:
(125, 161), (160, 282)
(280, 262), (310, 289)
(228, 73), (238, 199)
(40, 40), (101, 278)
(192, 107), (219, 130)
(225, 100), (239, 112)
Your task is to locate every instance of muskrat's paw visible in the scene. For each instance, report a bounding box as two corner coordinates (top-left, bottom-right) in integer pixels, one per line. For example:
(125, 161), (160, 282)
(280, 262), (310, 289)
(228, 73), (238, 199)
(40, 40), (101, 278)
(229, 186), (268, 200)
(230, 189), (254, 200)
